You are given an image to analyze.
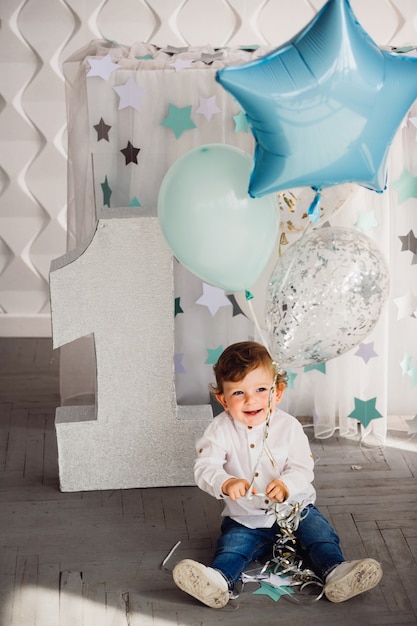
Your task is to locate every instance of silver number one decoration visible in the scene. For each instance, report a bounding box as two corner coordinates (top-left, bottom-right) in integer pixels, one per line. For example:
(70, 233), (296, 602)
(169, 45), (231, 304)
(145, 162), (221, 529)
(50, 208), (212, 491)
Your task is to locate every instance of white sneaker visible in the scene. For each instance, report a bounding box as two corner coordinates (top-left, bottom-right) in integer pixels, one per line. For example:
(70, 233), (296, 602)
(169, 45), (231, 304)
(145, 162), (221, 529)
(324, 558), (383, 603)
(173, 559), (230, 609)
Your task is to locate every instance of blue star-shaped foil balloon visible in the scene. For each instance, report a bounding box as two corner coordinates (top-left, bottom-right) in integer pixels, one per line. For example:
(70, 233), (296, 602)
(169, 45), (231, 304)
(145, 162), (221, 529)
(216, 0), (417, 198)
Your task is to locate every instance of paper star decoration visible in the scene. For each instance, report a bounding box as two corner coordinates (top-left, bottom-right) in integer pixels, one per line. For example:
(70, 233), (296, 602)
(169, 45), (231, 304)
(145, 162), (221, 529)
(407, 363), (417, 386)
(394, 291), (417, 320)
(233, 111), (249, 133)
(391, 168), (417, 203)
(129, 196), (141, 207)
(113, 76), (147, 111)
(348, 397), (383, 428)
(399, 230), (417, 264)
(87, 54), (119, 80)
(400, 352), (413, 376)
(161, 104), (196, 139)
(226, 294), (246, 317)
(101, 176), (112, 207)
(196, 283), (231, 316)
(174, 297), (184, 316)
(120, 141), (140, 165)
(355, 342), (378, 364)
(196, 96), (221, 121)
(216, 0), (417, 197)
(253, 582), (294, 601)
(93, 117), (111, 141)
(206, 346), (224, 365)
(354, 210), (379, 233)
(406, 415), (417, 434)
(304, 362), (326, 374)
(169, 58), (193, 72)
(286, 370), (298, 389)
(174, 353), (186, 374)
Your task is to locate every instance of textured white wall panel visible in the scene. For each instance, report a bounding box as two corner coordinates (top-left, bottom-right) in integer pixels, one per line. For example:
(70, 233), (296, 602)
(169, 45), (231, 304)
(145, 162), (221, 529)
(1, 0), (417, 334)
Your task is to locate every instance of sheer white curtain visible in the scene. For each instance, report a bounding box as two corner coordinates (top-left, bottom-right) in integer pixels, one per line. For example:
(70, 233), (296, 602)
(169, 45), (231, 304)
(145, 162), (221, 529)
(60, 41), (417, 445)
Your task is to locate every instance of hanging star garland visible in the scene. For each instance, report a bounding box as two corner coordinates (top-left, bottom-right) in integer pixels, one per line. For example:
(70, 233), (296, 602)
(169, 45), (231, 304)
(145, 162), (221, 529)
(113, 75), (147, 111)
(174, 297), (184, 317)
(354, 342), (378, 364)
(348, 397), (383, 428)
(399, 230), (417, 264)
(120, 141), (140, 165)
(93, 117), (111, 141)
(87, 54), (119, 80)
(100, 176), (112, 207)
(161, 104), (196, 139)
(391, 168), (417, 203)
(196, 95), (221, 121)
(206, 346), (224, 365)
(196, 283), (232, 316)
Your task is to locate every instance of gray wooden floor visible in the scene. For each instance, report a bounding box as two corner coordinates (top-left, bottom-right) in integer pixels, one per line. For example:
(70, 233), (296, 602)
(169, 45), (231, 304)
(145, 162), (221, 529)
(1, 338), (417, 626)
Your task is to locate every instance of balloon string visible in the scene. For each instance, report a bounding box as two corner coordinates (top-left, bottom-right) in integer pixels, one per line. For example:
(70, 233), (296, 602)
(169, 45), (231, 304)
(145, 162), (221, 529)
(246, 296), (270, 349)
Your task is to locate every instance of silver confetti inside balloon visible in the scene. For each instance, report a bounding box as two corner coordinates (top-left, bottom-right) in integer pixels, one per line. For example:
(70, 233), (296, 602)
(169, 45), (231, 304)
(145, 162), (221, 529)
(266, 227), (389, 368)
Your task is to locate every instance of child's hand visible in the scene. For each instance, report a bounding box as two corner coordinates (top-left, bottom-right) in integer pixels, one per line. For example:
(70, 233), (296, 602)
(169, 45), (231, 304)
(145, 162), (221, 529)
(222, 477), (253, 500)
(266, 479), (288, 503)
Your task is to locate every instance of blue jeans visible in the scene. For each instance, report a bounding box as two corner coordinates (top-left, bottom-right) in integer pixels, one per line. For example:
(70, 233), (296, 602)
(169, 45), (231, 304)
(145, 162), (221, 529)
(210, 505), (345, 589)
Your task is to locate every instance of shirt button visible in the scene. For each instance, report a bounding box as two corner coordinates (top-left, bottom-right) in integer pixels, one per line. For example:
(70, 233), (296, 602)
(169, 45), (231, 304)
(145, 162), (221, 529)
(254, 472), (259, 477)
(248, 426), (252, 429)
(264, 499), (269, 505)
(250, 443), (255, 449)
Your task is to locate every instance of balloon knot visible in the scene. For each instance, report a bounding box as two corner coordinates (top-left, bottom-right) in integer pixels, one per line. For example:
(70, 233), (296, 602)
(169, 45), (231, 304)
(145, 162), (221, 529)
(245, 290), (254, 301)
(308, 190), (322, 224)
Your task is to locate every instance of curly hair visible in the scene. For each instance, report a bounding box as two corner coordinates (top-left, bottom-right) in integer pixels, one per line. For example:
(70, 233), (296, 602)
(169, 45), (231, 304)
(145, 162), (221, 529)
(209, 341), (287, 395)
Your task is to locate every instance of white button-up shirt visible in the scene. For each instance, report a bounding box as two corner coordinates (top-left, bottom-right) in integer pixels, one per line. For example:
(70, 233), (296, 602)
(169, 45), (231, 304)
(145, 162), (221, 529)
(194, 408), (316, 528)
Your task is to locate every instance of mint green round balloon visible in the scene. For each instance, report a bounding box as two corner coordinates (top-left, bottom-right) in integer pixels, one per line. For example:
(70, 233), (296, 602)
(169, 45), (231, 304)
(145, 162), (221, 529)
(158, 144), (279, 292)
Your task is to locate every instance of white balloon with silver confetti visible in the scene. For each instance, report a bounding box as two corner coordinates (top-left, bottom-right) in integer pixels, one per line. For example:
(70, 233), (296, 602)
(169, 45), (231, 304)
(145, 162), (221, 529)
(266, 227), (389, 368)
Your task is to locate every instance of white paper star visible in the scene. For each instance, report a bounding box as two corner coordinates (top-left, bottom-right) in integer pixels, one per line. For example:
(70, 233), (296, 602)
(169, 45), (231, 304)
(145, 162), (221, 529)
(196, 96), (221, 121)
(169, 58), (193, 72)
(196, 283), (232, 316)
(87, 54), (119, 81)
(394, 290), (417, 320)
(113, 75), (147, 111)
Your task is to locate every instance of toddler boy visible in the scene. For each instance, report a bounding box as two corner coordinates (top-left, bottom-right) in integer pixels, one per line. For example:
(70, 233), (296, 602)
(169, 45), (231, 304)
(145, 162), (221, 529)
(173, 341), (382, 608)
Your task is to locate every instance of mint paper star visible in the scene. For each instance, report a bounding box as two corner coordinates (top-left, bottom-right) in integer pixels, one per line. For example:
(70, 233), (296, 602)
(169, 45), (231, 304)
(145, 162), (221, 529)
(391, 168), (417, 203)
(101, 176), (112, 207)
(161, 104), (196, 138)
(253, 582), (294, 602)
(304, 362), (326, 374)
(206, 346), (224, 365)
(348, 397), (383, 428)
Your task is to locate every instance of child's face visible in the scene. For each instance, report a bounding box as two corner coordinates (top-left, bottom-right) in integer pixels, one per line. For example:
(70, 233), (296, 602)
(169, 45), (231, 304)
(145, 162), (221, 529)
(216, 365), (284, 427)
